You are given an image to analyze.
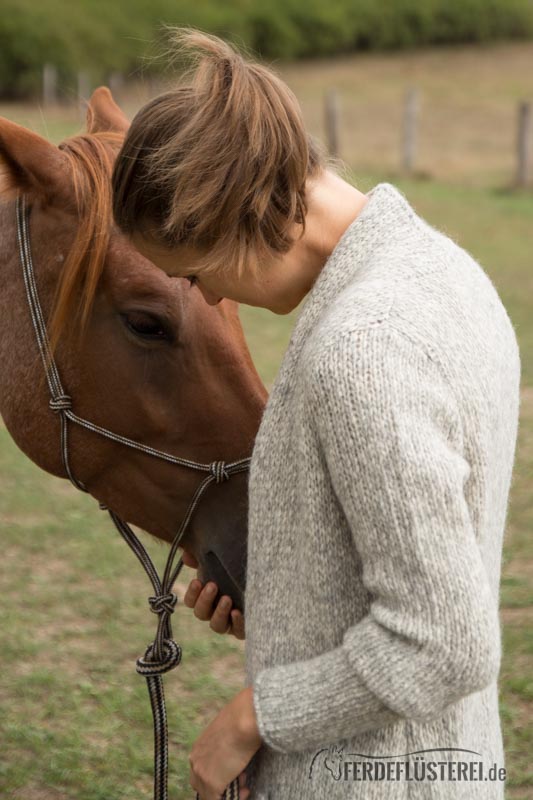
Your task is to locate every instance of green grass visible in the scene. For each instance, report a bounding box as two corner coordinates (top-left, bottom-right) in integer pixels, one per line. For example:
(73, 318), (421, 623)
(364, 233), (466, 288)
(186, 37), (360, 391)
(0, 121), (532, 798)
(0, 455), (244, 799)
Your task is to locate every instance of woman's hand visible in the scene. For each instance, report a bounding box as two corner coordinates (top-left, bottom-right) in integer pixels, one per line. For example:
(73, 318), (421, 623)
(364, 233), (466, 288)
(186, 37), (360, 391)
(189, 686), (262, 800)
(181, 549), (245, 640)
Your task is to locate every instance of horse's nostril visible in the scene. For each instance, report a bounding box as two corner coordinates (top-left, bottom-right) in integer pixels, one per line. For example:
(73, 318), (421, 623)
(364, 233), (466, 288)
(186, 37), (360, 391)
(200, 550), (245, 613)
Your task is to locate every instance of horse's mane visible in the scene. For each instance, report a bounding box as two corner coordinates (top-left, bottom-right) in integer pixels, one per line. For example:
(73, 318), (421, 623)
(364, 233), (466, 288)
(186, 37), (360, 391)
(48, 130), (124, 352)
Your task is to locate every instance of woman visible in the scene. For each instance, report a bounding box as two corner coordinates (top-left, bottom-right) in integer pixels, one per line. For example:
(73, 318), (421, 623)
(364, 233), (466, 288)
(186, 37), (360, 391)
(112, 29), (520, 800)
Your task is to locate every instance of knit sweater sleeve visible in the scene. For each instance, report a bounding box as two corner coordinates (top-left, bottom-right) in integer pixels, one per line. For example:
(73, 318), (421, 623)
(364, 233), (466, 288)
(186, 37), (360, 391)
(251, 323), (500, 754)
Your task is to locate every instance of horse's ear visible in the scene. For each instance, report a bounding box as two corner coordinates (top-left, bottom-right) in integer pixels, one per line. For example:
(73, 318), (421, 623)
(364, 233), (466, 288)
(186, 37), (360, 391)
(87, 87), (129, 135)
(0, 116), (71, 200)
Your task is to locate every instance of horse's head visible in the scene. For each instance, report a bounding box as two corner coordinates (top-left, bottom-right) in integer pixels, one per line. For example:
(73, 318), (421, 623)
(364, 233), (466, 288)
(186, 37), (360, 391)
(0, 88), (267, 610)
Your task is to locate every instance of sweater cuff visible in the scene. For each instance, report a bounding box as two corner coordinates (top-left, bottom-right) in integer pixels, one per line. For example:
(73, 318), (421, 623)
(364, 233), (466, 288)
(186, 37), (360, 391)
(252, 640), (400, 754)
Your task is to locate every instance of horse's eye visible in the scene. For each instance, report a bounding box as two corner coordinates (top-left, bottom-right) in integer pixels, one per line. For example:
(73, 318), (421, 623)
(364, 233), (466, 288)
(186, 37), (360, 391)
(121, 312), (171, 341)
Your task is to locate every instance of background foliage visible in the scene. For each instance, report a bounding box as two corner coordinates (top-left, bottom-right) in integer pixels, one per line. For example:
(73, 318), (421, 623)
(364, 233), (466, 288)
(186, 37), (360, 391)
(2, 0), (533, 98)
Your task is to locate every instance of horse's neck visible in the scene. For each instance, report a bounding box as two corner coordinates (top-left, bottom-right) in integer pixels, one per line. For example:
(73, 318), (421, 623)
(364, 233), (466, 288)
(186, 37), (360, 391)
(0, 197), (66, 477)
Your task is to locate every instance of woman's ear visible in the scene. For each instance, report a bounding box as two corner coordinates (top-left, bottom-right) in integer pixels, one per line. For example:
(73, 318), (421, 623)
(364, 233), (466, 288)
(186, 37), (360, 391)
(86, 86), (129, 135)
(0, 116), (71, 201)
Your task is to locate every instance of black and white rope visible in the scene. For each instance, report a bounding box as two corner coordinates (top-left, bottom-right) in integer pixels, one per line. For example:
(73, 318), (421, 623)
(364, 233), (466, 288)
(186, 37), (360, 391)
(16, 195), (245, 800)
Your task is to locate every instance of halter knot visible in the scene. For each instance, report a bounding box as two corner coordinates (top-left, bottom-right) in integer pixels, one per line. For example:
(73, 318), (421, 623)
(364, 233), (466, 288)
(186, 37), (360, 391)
(210, 460), (230, 483)
(148, 593), (178, 616)
(136, 639), (182, 677)
(49, 394), (72, 413)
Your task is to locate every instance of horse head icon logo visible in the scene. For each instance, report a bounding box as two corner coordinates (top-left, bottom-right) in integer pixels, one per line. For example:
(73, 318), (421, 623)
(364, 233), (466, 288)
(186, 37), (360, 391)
(324, 744), (344, 781)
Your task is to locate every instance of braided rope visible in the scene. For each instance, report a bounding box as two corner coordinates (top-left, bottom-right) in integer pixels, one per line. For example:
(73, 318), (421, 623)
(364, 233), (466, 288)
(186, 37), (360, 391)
(16, 196), (245, 800)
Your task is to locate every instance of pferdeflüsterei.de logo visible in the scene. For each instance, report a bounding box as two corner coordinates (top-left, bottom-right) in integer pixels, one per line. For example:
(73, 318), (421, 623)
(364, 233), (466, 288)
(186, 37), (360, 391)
(308, 745), (506, 783)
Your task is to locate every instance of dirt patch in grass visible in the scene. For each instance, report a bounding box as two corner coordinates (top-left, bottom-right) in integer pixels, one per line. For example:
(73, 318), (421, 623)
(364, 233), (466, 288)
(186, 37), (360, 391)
(12, 787), (70, 800)
(501, 605), (533, 626)
(1, 545), (74, 586)
(0, 512), (58, 527)
(209, 650), (245, 688)
(505, 559), (533, 580)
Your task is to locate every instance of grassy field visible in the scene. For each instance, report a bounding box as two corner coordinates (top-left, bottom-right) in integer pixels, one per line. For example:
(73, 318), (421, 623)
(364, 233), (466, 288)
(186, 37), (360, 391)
(281, 40), (533, 190)
(1, 42), (532, 800)
(2, 39), (533, 191)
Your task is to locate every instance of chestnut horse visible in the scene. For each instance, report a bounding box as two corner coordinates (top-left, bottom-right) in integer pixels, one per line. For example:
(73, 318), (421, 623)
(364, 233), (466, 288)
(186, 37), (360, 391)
(0, 88), (267, 611)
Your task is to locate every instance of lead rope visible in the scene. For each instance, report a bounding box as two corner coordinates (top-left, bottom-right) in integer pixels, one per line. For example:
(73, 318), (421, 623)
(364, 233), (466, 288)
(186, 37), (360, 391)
(16, 195), (244, 800)
(107, 470), (245, 800)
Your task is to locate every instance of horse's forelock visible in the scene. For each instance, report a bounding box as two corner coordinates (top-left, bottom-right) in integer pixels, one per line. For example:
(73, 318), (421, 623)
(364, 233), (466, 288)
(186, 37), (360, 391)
(48, 131), (124, 352)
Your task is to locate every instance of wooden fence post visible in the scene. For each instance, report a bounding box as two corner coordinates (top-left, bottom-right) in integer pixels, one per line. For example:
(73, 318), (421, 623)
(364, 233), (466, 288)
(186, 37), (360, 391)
(77, 70), (90, 100)
(42, 63), (58, 106)
(402, 86), (420, 174)
(324, 88), (340, 158)
(516, 100), (532, 188)
(109, 71), (124, 99)
(77, 71), (91, 119)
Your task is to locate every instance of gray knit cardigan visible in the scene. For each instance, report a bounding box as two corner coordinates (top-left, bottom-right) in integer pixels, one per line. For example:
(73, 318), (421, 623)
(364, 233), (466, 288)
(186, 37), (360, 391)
(243, 182), (521, 799)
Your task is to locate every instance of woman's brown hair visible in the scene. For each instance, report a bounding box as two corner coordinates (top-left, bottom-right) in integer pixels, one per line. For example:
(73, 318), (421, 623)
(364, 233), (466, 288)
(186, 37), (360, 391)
(112, 27), (328, 278)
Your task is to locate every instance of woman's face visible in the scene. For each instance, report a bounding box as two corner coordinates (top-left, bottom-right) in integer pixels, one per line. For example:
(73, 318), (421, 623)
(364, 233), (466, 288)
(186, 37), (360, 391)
(129, 231), (296, 314)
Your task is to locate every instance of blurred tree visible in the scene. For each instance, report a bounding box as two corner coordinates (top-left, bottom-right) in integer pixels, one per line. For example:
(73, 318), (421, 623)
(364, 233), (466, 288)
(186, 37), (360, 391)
(0, 0), (532, 99)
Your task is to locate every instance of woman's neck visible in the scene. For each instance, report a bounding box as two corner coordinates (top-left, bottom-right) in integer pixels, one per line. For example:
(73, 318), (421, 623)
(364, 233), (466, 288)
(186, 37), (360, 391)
(264, 169), (369, 314)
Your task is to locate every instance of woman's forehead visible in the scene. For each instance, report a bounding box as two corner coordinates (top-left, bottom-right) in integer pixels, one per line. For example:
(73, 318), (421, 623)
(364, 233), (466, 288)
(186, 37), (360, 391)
(129, 231), (200, 277)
